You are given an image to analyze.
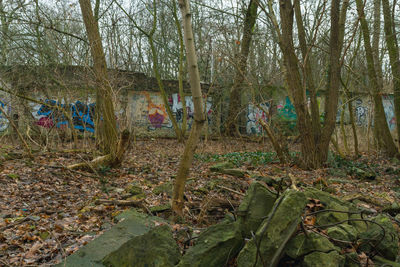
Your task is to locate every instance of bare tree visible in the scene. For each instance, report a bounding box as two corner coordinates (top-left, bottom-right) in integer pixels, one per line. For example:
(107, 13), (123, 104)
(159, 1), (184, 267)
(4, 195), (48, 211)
(78, 0), (118, 157)
(172, 0), (206, 215)
(355, 0), (398, 157)
(266, 0), (347, 169)
(382, 0), (400, 148)
(225, 0), (258, 135)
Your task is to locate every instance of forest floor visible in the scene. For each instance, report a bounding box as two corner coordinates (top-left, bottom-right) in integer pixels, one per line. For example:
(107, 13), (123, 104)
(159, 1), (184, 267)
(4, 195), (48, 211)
(0, 138), (400, 266)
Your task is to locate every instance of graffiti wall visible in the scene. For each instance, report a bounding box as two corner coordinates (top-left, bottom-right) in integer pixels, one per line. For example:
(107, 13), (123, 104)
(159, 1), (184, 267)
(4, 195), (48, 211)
(0, 99), (10, 132)
(277, 96), (297, 121)
(129, 91), (213, 132)
(246, 96), (297, 135)
(382, 95), (396, 131)
(34, 100), (96, 133)
(246, 94), (397, 135)
(246, 103), (269, 135)
(354, 98), (370, 126)
(131, 92), (172, 130)
(169, 93), (213, 128)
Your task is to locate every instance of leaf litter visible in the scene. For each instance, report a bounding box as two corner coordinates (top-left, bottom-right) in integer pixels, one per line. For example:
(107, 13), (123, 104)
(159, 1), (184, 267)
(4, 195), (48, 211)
(0, 138), (400, 266)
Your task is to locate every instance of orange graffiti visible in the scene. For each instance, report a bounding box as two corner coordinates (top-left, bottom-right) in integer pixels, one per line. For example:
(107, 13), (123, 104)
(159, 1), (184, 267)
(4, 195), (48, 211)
(143, 92), (168, 128)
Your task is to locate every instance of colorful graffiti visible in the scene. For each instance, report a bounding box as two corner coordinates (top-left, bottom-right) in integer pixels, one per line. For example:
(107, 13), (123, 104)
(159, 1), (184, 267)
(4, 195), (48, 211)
(246, 97), (298, 135)
(382, 95), (396, 131)
(130, 92), (213, 131)
(36, 100), (96, 132)
(143, 92), (170, 129)
(277, 96), (297, 120)
(0, 99), (9, 132)
(131, 92), (172, 130)
(169, 93), (213, 129)
(245, 95), (400, 135)
(246, 103), (269, 134)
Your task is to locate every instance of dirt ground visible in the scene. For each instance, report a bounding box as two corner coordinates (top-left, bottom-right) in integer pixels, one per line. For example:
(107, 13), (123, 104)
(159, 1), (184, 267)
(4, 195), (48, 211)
(0, 138), (399, 266)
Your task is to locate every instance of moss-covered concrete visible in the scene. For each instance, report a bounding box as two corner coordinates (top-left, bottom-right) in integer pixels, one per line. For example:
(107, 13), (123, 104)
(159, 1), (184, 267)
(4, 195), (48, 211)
(56, 210), (165, 267)
(285, 232), (337, 259)
(302, 251), (344, 267)
(236, 181), (276, 238)
(358, 214), (399, 260)
(177, 221), (244, 267)
(237, 190), (307, 267)
(102, 225), (180, 267)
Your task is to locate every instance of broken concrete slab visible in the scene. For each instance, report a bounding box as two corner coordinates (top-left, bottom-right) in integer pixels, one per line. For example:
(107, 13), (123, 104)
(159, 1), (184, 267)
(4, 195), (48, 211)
(219, 168), (247, 177)
(210, 161), (247, 177)
(209, 161), (235, 172)
(304, 187), (351, 208)
(285, 232), (337, 259)
(302, 251), (344, 267)
(177, 221), (243, 267)
(350, 167), (376, 180)
(236, 181), (277, 238)
(56, 210), (166, 267)
(237, 190), (307, 267)
(358, 214), (399, 261)
(304, 188), (351, 226)
(344, 252), (360, 267)
(102, 225), (180, 267)
(326, 224), (357, 242)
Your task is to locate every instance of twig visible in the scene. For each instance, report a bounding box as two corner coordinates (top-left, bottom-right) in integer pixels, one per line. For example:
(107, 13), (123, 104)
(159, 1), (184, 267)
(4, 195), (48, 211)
(216, 185), (245, 196)
(143, 199), (154, 215)
(288, 173), (298, 190)
(0, 105), (33, 159)
(94, 199), (143, 207)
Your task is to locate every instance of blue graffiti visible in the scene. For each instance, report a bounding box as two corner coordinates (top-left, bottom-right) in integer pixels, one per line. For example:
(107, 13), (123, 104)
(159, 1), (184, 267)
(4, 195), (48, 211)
(0, 99), (9, 131)
(36, 100), (95, 133)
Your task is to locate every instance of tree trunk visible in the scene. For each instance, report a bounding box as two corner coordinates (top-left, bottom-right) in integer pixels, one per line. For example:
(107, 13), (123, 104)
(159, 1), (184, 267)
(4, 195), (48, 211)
(0, 0), (9, 65)
(78, 0), (118, 156)
(172, 0), (206, 215)
(355, 0), (398, 157)
(279, 0), (315, 168)
(339, 96), (350, 155)
(382, 0), (400, 148)
(372, 0), (385, 148)
(226, 0), (258, 135)
(294, 0), (321, 140)
(278, 0), (344, 169)
(317, 0), (343, 162)
(68, 129), (130, 170)
(172, 0), (188, 137)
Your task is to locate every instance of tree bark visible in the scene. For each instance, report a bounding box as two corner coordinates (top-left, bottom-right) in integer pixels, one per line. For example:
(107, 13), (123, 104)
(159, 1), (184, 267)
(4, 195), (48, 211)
(355, 0), (398, 157)
(172, 0), (188, 137)
(226, 0), (258, 135)
(78, 0), (118, 156)
(172, 0), (206, 215)
(382, 0), (400, 148)
(293, 0), (321, 140)
(317, 0), (342, 162)
(277, 0), (345, 169)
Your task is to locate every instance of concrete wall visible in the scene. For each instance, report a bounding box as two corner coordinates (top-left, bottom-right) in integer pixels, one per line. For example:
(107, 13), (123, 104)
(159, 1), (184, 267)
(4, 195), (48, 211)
(125, 91), (213, 135)
(245, 94), (397, 137)
(0, 66), (397, 139)
(0, 65), (214, 136)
